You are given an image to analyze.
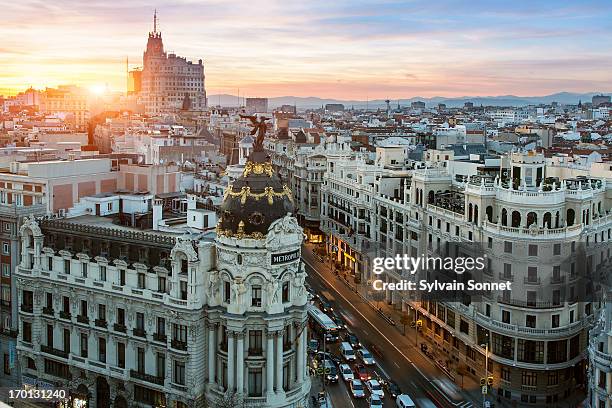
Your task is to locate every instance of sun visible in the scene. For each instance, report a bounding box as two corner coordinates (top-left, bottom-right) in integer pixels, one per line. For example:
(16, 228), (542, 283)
(88, 84), (106, 95)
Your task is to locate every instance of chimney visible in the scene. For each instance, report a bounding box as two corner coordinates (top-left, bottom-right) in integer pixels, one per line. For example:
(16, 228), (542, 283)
(152, 199), (163, 231)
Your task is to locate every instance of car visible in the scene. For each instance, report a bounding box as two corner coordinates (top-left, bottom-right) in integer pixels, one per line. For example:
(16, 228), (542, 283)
(315, 351), (341, 365)
(369, 394), (383, 408)
(350, 379), (366, 398)
(323, 359), (338, 383)
(321, 300), (333, 313)
(331, 311), (347, 329)
(366, 379), (385, 398)
(396, 394), (416, 408)
(385, 381), (402, 399)
(358, 348), (376, 365)
(339, 364), (354, 382)
(356, 364), (371, 381)
(344, 332), (361, 348)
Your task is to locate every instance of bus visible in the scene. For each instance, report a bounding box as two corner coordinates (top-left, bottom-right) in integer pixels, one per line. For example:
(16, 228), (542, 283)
(307, 304), (340, 342)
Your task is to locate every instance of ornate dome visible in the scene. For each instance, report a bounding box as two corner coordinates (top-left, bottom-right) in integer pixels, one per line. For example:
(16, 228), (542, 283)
(217, 151), (294, 239)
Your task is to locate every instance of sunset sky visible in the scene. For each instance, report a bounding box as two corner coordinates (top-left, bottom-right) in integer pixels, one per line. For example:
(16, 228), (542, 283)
(1, 0), (611, 99)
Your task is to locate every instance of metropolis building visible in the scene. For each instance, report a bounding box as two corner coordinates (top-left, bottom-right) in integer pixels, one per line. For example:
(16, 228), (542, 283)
(15, 149), (310, 407)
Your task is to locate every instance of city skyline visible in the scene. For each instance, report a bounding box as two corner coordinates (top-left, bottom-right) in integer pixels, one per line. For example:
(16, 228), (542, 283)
(1, 0), (612, 99)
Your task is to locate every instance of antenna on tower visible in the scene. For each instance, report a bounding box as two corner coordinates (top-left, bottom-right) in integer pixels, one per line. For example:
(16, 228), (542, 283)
(153, 9), (158, 33)
(126, 56), (129, 96)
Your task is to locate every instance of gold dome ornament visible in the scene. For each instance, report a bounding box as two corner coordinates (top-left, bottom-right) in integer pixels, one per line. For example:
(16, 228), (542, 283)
(243, 161), (274, 177)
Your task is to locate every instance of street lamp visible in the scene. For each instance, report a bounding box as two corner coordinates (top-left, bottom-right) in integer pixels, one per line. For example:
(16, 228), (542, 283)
(481, 337), (491, 408)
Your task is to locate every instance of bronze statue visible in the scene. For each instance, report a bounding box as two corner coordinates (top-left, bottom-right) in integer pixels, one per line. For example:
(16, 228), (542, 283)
(240, 115), (269, 151)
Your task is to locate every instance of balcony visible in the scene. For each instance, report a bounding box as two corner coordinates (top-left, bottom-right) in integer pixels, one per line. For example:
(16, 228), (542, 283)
(59, 311), (71, 320)
(550, 276), (566, 284)
(41, 345), (69, 359)
(42, 307), (54, 316)
(21, 304), (33, 313)
(498, 273), (514, 282)
(130, 370), (165, 386)
(523, 277), (541, 285)
(153, 333), (167, 343)
(94, 319), (108, 328)
(171, 339), (187, 351)
(133, 328), (147, 338)
(113, 323), (127, 333)
(77, 315), (89, 324)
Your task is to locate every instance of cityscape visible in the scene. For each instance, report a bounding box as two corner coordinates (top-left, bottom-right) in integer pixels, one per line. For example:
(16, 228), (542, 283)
(0, 2), (611, 408)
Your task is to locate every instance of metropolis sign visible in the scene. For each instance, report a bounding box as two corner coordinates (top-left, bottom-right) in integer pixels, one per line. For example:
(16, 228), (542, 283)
(271, 249), (300, 265)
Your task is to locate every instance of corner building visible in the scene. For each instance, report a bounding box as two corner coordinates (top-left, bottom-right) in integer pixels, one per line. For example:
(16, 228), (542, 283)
(15, 151), (310, 407)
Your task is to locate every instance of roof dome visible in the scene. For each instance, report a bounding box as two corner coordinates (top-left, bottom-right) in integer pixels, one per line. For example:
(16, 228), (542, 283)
(217, 151), (294, 239)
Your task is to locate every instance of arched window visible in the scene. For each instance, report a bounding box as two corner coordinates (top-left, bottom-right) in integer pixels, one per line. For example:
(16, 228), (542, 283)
(473, 205), (479, 224)
(543, 212), (552, 229)
(511, 211), (521, 228)
(468, 203), (473, 222)
(501, 209), (508, 226)
(526, 212), (537, 228)
(428, 191), (434, 205)
(567, 208), (575, 226)
(555, 211), (560, 228)
(486, 206), (493, 223)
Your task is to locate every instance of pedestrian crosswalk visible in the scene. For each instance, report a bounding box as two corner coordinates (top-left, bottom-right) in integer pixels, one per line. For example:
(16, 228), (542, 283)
(455, 401), (473, 408)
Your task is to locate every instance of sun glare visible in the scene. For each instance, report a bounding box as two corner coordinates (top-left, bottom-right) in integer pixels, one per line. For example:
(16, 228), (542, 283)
(88, 84), (106, 95)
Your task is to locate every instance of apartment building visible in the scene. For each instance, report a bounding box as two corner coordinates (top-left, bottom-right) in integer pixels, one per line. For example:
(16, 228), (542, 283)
(588, 286), (612, 408)
(319, 149), (612, 406)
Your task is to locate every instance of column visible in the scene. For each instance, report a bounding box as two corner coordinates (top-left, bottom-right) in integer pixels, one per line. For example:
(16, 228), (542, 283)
(236, 332), (244, 394)
(227, 331), (235, 391)
(296, 325), (305, 384)
(266, 332), (275, 396)
(207, 324), (216, 384)
(275, 332), (283, 393)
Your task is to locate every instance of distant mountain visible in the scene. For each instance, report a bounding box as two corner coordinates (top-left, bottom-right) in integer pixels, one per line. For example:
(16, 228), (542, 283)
(207, 91), (611, 109)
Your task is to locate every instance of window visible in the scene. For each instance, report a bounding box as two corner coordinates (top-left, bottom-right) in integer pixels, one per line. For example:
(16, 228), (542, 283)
(98, 337), (106, 363)
(22, 322), (32, 343)
(503, 263), (512, 278)
(117, 342), (125, 368)
(47, 325), (54, 348)
(248, 369), (263, 397)
(553, 243), (561, 255)
(521, 371), (537, 386)
(527, 267), (538, 283)
(174, 360), (185, 385)
(487, 237), (493, 249)
(158, 276), (166, 293)
(528, 244), (538, 256)
(137, 273), (145, 289)
(80, 300), (87, 318)
(62, 296), (70, 314)
(551, 314), (560, 328)
(224, 281), (231, 303)
(136, 313), (145, 331)
(1, 263), (9, 277)
(282, 281), (290, 303)
(249, 330), (262, 355)
(80, 333), (88, 358)
(99, 266), (106, 281)
(518, 340), (544, 363)
(501, 367), (511, 381)
(180, 281), (187, 300)
(64, 259), (70, 274)
(117, 308), (125, 325)
(98, 304), (106, 321)
(252, 285), (262, 307)
(137, 347), (145, 373)
(82, 263), (88, 278)
(119, 270), (126, 286)
(459, 319), (469, 335)
(504, 241), (512, 253)
(172, 324), (187, 343)
(157, 353), (165, 378)
(157, 317), (166, 335)
(502, 310), (510, 324)
(48, 257), (53, 271)
(525, 315), (536, 328)
(2, 243), (9, 255)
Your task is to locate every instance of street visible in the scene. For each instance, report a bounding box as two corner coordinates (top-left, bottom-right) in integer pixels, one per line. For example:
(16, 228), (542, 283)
(303, 244), (477, 408)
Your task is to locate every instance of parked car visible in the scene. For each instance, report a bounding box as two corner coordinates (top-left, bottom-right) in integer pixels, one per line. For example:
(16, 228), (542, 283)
(369, 394), (383, 408)
(350, 379), (366, 398)
(357, 348), (376, 365)
(356, 364), (371, 381)
(385, 381), (402, 399)
(366, 379), (385, 398)
(340, 364), (354, 382)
